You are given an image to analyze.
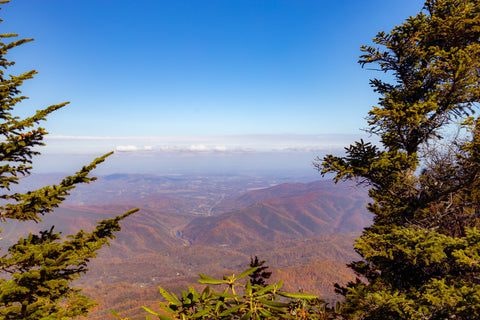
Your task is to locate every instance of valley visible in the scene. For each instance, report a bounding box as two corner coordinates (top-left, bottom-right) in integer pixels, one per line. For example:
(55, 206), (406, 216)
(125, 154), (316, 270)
(1, 173), (371, 319)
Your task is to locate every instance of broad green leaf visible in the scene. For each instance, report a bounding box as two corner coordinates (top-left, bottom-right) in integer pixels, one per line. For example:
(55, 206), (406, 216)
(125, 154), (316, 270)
(259, 298), (290, 308)
(198, 274), (224, 285)
(259, 308), (273, 317)
(213, 292), (240, 299)
(192, 308), (211, 318)
(219, 304), (242, 317)
(110, 309), (123, 319)
(240, 309), (253, 320)
(158, 286), (181, 305)
(214, 300), (223, 313)
(254, 283), (278, 296)
(277, 291), (318, 300)
(264, 304), (290, 314)
(277, 279), (284, 290)
(237, 266), (258, 279)
(142, 306), (162, 316)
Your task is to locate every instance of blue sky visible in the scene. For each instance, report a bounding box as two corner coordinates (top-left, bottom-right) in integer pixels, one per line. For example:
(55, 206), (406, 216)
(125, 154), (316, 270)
(1, 0), (424, 173)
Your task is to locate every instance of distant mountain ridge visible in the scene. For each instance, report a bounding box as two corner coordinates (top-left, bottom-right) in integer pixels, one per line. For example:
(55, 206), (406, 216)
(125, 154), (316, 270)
(182, 181), (370, 247)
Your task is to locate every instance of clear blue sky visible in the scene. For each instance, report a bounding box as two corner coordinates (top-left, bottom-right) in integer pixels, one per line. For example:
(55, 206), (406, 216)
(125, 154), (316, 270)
(1, 0), (424, 173)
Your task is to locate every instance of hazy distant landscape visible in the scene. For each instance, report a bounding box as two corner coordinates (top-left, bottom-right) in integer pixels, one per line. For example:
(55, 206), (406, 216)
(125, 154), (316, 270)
(1, 171), (370, 319)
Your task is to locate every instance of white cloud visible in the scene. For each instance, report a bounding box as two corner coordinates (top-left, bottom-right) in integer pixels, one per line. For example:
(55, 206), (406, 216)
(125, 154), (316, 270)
(116, 145), (140, 152)
(213, 146), (227, 152)
(188, 144), (209, 152)
(116, 145), (154, 152)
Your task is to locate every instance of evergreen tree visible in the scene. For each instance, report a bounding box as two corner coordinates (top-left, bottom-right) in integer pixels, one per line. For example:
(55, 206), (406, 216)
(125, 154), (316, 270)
(317, 0), (480, 319)
(249, 256), (272, 287)
(0, 1), (137, 319)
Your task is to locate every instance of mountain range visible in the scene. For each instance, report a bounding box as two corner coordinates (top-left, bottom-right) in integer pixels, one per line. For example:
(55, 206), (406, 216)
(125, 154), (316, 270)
(1, 173), (371, 319)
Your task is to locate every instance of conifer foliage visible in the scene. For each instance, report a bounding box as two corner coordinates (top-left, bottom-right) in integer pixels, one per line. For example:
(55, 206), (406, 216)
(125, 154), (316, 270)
(0, 1), (136, 319)
(317, 0), (480, 318)
(249, 256), (272, 287)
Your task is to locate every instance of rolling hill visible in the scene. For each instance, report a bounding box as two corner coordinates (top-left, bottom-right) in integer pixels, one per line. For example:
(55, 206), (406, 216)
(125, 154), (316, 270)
(1, 174), (371, 319)
(182, 182), (370, 247)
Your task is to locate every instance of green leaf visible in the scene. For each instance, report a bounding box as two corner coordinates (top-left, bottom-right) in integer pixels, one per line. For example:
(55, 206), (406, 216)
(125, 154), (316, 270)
(219, 304), (242, 317)
(259, 308), (273, 317)
(277, 279), (283, 290)
(254, 283), (277, 296)
(237, 266), (258, 280)
(213, 292), (240, 299)
(277, 291), (318, 300)
(259, 299), (290, 308)
(214, 300), (223, 313)
(110, 309), (123, 319)
(198, 274), (225, 285)
(158, 286), (181, 305)
(142, 306), (161, 316)
(192, 308), (211, 318)
(240, 309), (253, 320)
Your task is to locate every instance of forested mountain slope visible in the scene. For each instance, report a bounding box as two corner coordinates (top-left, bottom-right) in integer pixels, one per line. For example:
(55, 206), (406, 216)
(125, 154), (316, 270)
(1, 174), (369, 319)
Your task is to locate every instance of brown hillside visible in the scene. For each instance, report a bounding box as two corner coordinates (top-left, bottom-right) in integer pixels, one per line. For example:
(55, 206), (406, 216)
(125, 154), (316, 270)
(212, 180), (362, 214)
(1, 204), (189, 257)
(182, 188), (370, 247)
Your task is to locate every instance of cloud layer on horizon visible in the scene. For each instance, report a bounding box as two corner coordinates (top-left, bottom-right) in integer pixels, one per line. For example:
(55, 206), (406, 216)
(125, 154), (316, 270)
(46, 133), (371, 155)
(30, 133), (382, 175)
